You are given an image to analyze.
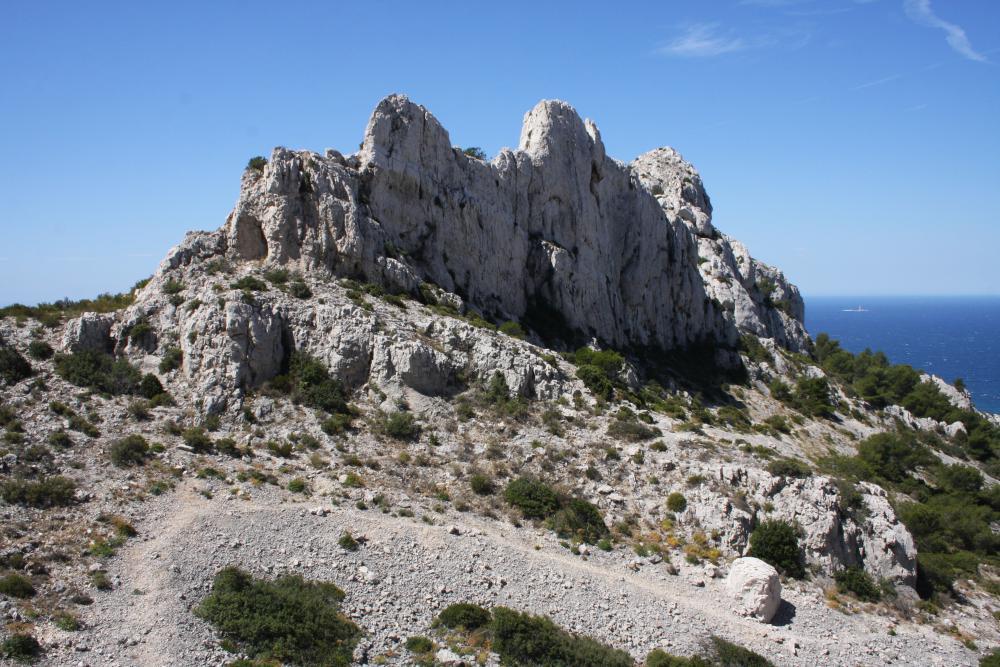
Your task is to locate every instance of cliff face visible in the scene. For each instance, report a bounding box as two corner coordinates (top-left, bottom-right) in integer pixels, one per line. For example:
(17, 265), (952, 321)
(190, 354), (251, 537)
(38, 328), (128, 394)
(222, 94), (807, 354)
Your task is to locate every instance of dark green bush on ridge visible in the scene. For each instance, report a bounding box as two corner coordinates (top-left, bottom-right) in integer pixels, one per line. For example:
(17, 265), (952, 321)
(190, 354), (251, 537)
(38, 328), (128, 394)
(748, 520), (804, 579)
(490, 606), (633, 667)
(435, 602), (491, 631)
(834, 566), (881, 602)
(196, 566), (359, 666)
(550, 498), (610, 544)
(27, 340), (54, 360)
(1, 633), (43, 662)
(268, 352), (349, 416)
(0, 476), (77, 508)
(504, 477), (560, 520)
(54, 350), (142, 396)
(0, 345), (33, 385)
(110, 434), (150, 467)
(0, 572), (36, 598)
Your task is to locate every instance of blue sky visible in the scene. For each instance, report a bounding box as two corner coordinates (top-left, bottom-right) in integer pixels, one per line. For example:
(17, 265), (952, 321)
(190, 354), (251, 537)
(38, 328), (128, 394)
(1, 0), (997, 306)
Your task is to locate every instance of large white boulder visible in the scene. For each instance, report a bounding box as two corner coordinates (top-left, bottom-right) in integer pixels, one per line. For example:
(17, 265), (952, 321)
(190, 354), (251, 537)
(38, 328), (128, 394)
(725, 557), (782, 623)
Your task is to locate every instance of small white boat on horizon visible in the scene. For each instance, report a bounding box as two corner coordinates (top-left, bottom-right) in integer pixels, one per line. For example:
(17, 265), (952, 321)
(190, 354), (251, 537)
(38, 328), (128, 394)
(842, 305), (869, 312)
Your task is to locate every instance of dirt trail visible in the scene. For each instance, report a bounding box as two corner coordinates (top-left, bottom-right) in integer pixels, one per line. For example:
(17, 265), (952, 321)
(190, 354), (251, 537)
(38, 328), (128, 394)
(51, 481), (973, 666)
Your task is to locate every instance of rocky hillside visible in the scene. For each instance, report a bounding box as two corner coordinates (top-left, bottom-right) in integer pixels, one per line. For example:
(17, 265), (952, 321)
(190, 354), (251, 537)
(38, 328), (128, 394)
(1, 96), (998, 666)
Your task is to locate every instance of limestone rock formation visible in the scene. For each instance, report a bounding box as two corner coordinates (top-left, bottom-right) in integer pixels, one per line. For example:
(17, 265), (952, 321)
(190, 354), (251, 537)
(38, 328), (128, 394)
(65, 94), (809, 408)
(725, 557), (782, 623)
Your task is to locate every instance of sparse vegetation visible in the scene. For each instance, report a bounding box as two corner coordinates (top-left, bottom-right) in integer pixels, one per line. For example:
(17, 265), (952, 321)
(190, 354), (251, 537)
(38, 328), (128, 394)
(491, 606), (633, 667)
(374, 410), (420, 441)
(1, 633), (43, 662)
(0, 572), (36, 598)
(54, 350), (143, 395)
(666, 492), (687, 513)
(27, 340), (54, 360)
(435, 602), (492, 631)
(0, 345), (33, 385)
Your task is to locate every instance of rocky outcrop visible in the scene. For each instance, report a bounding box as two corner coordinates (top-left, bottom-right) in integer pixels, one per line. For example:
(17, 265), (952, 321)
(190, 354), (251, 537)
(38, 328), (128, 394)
(64, 94), (808, 405)
(725, 557), (782, 622)
(684, 465), (917, 586)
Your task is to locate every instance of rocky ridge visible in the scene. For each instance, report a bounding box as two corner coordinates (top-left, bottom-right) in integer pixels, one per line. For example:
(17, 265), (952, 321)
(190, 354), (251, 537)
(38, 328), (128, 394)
(1, 96), (998, 666)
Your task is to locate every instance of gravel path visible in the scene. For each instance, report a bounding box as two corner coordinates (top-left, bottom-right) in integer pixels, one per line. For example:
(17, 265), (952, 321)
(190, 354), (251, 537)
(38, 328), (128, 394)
(33, 481), (978, 667)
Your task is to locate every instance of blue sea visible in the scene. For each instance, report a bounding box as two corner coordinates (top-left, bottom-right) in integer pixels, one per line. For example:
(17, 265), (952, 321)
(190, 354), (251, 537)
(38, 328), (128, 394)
(805, 296), (1000, 415)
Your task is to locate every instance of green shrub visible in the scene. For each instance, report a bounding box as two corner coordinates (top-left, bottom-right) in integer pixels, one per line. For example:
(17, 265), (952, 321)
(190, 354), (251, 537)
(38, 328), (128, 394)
(159, 347), (183, 373)
(666, 492), (687, 513)
(338, 532), (359, 551)
(645, 648), (704, 667)
(857, 432), (933, 483)
(576, 365), (614, 401)
(0, 476), (77, 508)
(110, 434), (150, 467)
(182, 427), (213, 452)
(27, 340), (54, 360)
(163, 278), (185, 296)
(231, 276), (268, 292)
(269, 352), (348, 415)
(375, 411), (420, 441)
(247, 156), (267, 171)
(48, 430), (73, 448)
(499, 321), (526, 339)
(710, 636), (773, 667)
(834, 566), (881, 602)
(405, 636), (434, 653)
(55, 351), (142, 395)
(288, 281), (312, 299)
(504, 477), (560, 519)
(435, 602), (491, 631)
(287, 478), (307, 494)
(549, 498), (610, 544)
(0, 345), (33, 385)
(981, 649), (1000, 667)
(196, 567), (359, 666)
(263, 268), (289, 285)
(607, 418), (660, 442)
(469, 473), (495, 496)
(1, 634), (42, 662)
(0, 572), (36, 598)
(321, 413), (352, 435)
(766, 458), (811, 479)
(462, 147), (487, 160)
(748, 520), (803, 578)
(491, 606), (633, 667)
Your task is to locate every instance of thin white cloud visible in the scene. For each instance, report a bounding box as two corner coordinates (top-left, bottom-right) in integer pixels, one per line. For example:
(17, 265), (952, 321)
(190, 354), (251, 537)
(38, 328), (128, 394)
(657, 24), (746, 58)
(852, 73), (902, 90)
(903, 0), (987, 62)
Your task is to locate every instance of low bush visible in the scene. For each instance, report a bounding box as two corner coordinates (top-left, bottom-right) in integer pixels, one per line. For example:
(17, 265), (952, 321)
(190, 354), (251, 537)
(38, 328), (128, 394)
(491, 606), (633, 667)
(0, 475), (77, 508)
(338, 532), (359, 551)
(159, 347), (183, 373)
(550, 498), (610, 544)
(748, 520), (803, 579)
(435, 602), (492, 631)
(710, 636), (773, 667)
(287, 478), (307, 494)
(766, 458), (811, 479)
(834, 566), (881, 602)
(504, 477), (560, 519)
(231, 276), (267, 292)
(375, 411), (420, 441)
(110, 434), (150, 467)
(247, 156), (267, 171)
(0, 572), (36, 598)
(1, 634), (42, 662)
(195, 566), (359, 666)
(48, 430), (73, 448)
(646, 648), (705, 666)
(0, 345), (33, 385)
(55, 350), (143, 395)
(607, 413), (660, 442)
(288, 281), (312, 299)
(666, 492), (687, 513)
(469, 473), (495, 496)
(405, 636), (434, 653)
(182, 427), (214, 453)
(27, 340), (54, 360)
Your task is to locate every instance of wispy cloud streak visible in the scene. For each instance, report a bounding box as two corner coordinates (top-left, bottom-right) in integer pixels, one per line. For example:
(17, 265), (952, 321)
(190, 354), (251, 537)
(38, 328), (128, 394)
(903, 0), (987, 62)
(656, 24), (745, 58)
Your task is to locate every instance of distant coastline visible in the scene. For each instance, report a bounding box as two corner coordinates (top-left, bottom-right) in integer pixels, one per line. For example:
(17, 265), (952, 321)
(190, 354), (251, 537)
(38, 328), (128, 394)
(805, 295), (1000, 414)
